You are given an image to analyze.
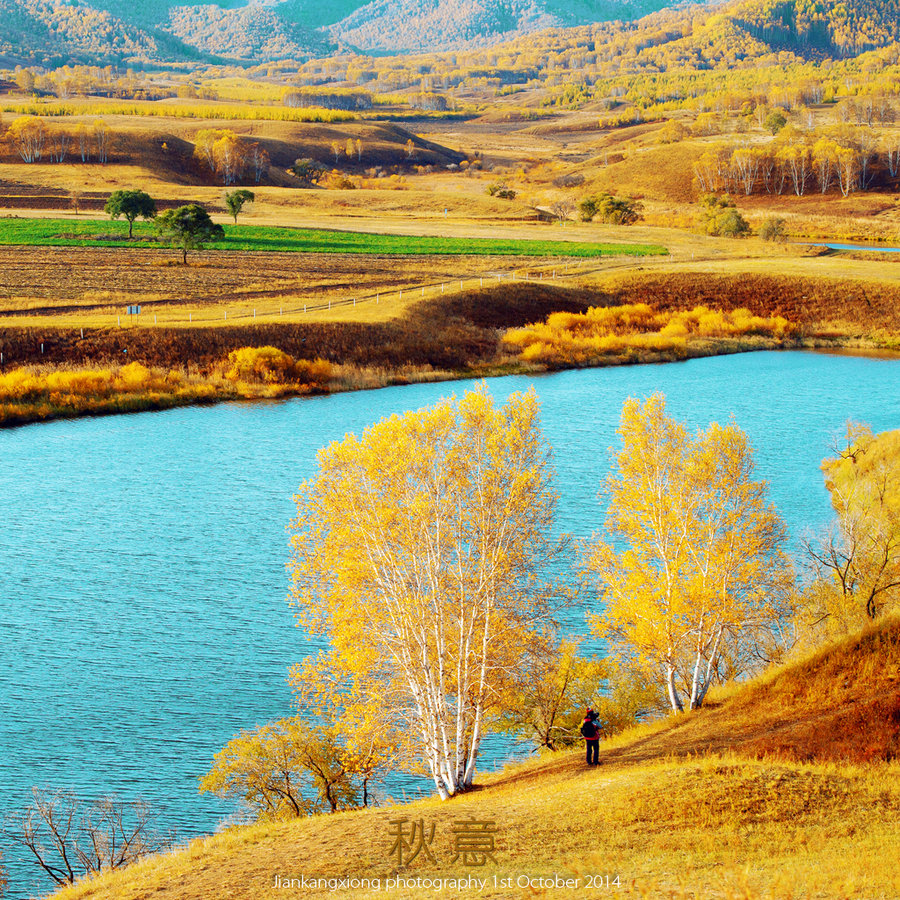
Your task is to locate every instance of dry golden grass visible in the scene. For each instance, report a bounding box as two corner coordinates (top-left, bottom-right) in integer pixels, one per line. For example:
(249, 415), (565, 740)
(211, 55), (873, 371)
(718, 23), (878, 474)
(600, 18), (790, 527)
(0, 245), (585, 332)
(47, 618), (900, 900)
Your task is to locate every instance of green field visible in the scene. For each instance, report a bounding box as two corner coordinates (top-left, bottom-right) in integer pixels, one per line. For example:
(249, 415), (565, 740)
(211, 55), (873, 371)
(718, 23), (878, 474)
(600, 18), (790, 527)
(0, 217), (667, 257)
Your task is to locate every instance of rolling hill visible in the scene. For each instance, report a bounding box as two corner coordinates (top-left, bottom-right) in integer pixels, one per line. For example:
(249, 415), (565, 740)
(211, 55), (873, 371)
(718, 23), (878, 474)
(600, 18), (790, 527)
(43, 616), (900, 900)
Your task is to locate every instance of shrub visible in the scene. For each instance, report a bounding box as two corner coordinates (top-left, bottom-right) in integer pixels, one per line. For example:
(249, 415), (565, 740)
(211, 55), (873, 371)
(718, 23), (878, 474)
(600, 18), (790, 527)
(699, 195), (750, 237)
(503, 303), (794, 366)
(487, 182), (517, 200)
(658, 119), (687, 144)
(579, 193), (642, 225)
(224, 347), (332, 388)
(759, 216), (787, 242)
(225, 346), (297, 383)
(292, 158), (327, 187)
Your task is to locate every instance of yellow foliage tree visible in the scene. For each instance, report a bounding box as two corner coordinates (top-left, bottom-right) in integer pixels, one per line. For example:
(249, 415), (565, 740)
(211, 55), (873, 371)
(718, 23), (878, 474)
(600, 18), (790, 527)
(586, 394), (793, 713)
(805, 425), (900, 623)
(492, 636), (657, 749)
(212, 132), (247, 186)
(199, 719), (361, 820)
(288, 386), (562, 799)
(7, 115), (46, 162)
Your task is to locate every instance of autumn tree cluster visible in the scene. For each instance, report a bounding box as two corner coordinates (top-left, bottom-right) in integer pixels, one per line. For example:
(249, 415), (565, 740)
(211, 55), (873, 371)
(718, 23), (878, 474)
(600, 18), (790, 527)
(694, 125), (894, 197)
(588, 395), (793, 712)
(3, 115), (111, 164)
(193, 129), (269, 185)
(286, 387), (565, 800)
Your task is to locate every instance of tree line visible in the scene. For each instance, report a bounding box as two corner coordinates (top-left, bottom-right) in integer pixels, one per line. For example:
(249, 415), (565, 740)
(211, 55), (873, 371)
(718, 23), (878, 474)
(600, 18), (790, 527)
(694, 125), (898, 197)
(2, 115), (112, 164)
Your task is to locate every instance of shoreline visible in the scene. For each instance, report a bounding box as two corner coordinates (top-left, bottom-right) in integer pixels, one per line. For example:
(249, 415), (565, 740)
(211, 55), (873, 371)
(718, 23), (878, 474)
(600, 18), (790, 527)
(4, 337), (887, 430)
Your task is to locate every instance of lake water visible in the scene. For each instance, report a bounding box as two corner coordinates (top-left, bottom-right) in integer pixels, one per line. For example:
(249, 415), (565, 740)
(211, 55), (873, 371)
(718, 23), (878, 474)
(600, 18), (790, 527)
(2, 350), (900, 897)
(808, 242), (900, 252)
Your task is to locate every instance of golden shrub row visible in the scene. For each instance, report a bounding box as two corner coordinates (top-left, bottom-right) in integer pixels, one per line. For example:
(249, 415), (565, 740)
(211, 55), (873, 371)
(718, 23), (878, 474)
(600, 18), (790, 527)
(0, 350), (334, 424)
(224, 347), (332, 387)
(0, 362), (181, 402)
(504, 304), (795, 365)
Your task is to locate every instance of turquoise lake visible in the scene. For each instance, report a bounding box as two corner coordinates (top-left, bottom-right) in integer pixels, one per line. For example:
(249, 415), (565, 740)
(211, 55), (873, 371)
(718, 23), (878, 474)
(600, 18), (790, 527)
(2, 350), (900, 896)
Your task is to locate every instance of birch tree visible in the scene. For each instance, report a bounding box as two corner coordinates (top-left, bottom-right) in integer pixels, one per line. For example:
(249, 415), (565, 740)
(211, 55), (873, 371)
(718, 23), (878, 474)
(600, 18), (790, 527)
(288, 386), (561, 799)
(586, 394), (792, 713)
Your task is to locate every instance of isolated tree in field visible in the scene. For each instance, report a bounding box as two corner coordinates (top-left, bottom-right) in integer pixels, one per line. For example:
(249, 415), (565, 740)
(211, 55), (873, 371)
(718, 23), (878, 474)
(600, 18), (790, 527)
(199, 719), (362, 821)
(154, 204), (224, 264)
(104, 189), (156, 238)
(289, 386), (563, 799)
(805, 425), (900, 624)
(2, 789), (173, 886)
(551, 199), (575, 223)
(224, 188), (254, 224)
(587, 394), (792, 713)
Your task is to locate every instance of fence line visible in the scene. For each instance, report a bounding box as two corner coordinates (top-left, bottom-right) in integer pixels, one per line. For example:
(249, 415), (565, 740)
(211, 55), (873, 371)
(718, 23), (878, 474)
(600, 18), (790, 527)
(0, 257), (612, 364)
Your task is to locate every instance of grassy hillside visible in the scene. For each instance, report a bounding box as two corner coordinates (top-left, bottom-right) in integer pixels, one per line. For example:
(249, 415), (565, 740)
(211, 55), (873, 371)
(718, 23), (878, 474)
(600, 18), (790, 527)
(48, 617), (900, 900)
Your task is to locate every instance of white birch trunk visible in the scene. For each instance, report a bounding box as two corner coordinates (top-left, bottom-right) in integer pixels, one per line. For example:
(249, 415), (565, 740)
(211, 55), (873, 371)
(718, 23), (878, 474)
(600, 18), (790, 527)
(666, 662), (683, 713)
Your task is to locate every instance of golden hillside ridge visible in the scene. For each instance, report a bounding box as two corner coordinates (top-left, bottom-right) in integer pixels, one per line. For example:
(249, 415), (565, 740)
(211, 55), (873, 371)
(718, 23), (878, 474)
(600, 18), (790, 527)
(49, 615), (900, 900)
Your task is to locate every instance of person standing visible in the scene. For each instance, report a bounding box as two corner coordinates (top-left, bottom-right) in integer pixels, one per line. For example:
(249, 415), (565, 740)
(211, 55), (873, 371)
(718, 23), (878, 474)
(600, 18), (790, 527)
(581, 708), (600, 765)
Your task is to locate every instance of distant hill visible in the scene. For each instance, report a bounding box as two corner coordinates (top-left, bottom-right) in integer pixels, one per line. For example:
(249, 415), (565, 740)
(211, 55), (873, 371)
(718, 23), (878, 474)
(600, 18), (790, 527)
(728, 0), (900, 57)
(326, 0), (681, 53)
(0, 0), (703, 64)
(163, 5), (330, 60)
(0, 0), (162, 66)
(2, 0), (900, 64)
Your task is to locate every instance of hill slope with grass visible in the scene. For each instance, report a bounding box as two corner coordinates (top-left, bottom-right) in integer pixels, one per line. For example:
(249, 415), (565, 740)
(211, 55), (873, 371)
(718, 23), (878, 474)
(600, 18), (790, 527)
(48, 617), (900, 900)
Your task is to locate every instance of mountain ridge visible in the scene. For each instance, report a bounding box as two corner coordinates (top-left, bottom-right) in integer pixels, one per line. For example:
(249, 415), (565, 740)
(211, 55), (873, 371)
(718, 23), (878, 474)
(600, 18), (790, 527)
(2, 0), (900, 68)
(0, 0), (705, 65)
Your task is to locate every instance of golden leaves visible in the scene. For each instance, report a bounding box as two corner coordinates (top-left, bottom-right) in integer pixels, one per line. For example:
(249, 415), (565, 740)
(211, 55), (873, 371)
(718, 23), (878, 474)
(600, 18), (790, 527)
(587, 393), (792, 710)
